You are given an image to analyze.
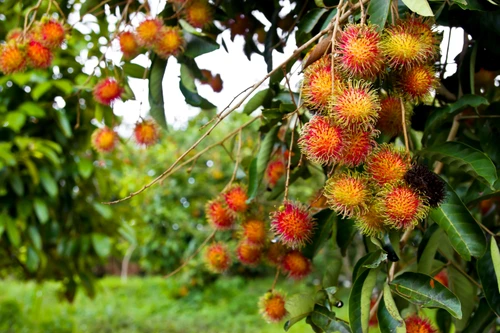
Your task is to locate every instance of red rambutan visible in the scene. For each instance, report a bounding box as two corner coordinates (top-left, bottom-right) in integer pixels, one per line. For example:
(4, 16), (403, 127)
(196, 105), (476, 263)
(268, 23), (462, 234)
(223, 184), (248, 213)
(340, 128), (377, 167)
(91, 127), (118, 153)
(324, 171), (370, 218)
(154, 26), (185, 59)
(205, 199), (235, 230)
(259, 290), (287, 323)
(396, 65), (437, 101)
(136, 18), (163, 48)
(93, 78), (123, 106)
(242, 219), (267, 246)
(270, 201), (315, 249)
(377, 96), (412, 137)
(26, 40), (53, 69)
(433, 269), (448, 288)
(282, 250), (312, 280)
(265, 159), (286, 188)
(0, 44), (26, 74)
(236, 240), (262, 266)
(301, 56), (339, 114)
(405, 315), (437, 333)
(6, 28), (23, 41)
(205, 242), (231, 273)
(184, 0), (213, 29)
(118, 31), (140, 59)
(133, 120), (160, 147)
(37, 19), (65, 49)
(365, 144), (411, 186)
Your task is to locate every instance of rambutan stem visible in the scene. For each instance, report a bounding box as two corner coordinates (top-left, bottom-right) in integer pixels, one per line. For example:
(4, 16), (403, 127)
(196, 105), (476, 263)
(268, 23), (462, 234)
(359, 0), (366, 25)
(284, 113), (298, 201)
(23, 0), (43, 35)
(400, 98), (410, 153)
(330, 0), (347, 95)
(224, 130), (242, 191)
(271, 267), (281, 290)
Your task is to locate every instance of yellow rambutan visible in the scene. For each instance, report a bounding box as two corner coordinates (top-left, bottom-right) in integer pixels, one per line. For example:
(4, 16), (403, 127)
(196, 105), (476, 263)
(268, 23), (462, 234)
(205, 242), (231, 273)
(91, 127), (118, 153)
(93, 77), (123, 106)
(301, 56), (339, 114)
(37, 19), (66, 50)
(205, 199), (235, 230)
(400, 16), (439, 60)
(282, 250), (312, 280)
(377, 96), (412, 137)
(242, 219), (267, 246)
(365, 144), (411, 186)
(270, 201), (316, 249)
(133, 120), (159, 147)
(396, 65), (437, 101)
(0, 44), (26, 74)
(324, 171), (370, 218)
(354, 204), (386, 236)
(118, 31), (140, 59)
(259, 290), (287, 323)
(405, 315), (437, 333)
(135, 18), (163, 48)
(223, 184), (248, 213)
(236, 240), (262, 266)
(184, 0), (213, 29)
(340, 128), (377, 167)
(154, 26), (185, 59)
(26, 40), (53, 69)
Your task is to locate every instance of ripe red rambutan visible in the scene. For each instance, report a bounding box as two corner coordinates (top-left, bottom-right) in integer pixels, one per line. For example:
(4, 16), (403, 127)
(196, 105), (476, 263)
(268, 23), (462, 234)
(301, 56), (339, 114)
(93, 78), (123, 106)
(154, 26), (185, 59)
(205, 199), (235, 230)
(184, 0), (213, 29)
(396, 65), (437, 101)
(405, 315), (437, 333)
(259, 290), (287, 323)
(133, 120), (159, 147)
(324, 171), (370, 218)
(377, 96), (412, 137)
(91, 127), (118, 153)
(354, 205), (386, 236)
(135, 18), (163, 48)
(330, 80), (380, 130)
(236, 240), (262, 266)
(242, 219), (267, 246)
(118, 31), (139, 59)
(270, 201), (316, 249)
(338, 24), (384, 79)
(377, 182), (429, 230)
(369, 297), (379, 326)
(205, 242), (231, 273)
(0, 44), (26, 74)
(37, 19), (65, 49)
(282, 250), (312, 280)
(223, 184), (248, 213)
(433, 269), (448, 288)
(26, 40), (53, 69)
(266, 242), (287, 266)
(298, 115), (346, 165)
(265, 159), (286, 188)
(365, 144), (411, 186)
(340, 128), (377, 167)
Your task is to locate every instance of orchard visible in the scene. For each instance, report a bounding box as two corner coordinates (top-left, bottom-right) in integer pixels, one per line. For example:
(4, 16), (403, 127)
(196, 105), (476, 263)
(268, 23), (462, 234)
(0, 0), (500, 332)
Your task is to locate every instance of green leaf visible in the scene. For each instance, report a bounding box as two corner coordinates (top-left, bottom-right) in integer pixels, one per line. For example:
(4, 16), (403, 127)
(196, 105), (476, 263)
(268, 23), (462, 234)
(77, 158), (94, 179)
(91, 233), (111, 258)
(303, 209), (336, 259)
(6, 217), (20, 247)
(349, 269), (378, 333)
(184, 32), (219, 58)
(400, 0), (433, 16)
(243, 89), (273, 115)
(148, 55), (168, 129)
(28, 226), (42, 250)
(367, 0), (391, 31)
(26, 247), (40, 272)
(323, 259), (342, 288)
(448, 266), (476, 330)
(5, 111), (26, 132)
(462, 298), (496, 333)
(463, 179), (500, 205)
(337, 218), (356, 256)
(39, 168), (58, 198)
(353, 251), (385, 281)
(389, 272), (462, 319)
(477, 243), (500, 316)
(92, 203), (113, 220)
(297, 9), (327, 36)
(9, 173), (24, 196)
(417, 223), (444, 275)
(309, 305), (350, 333)
(31, 81), (52, 100)
(54, 109), (72, 138)
(314, 0), (326, 7)
(123, 63), (146, 79)
(378, 283), (406, 333)
(419, 141), (497, 188)
(33, 198), (49, 224)
(491, 237), (500, 293)
(18, 102), (45, 117)
(284, 293), (316, 331)
(179, 81), (216, 109)
(53, 80), (74, 95)
(429, 180), (486, 261)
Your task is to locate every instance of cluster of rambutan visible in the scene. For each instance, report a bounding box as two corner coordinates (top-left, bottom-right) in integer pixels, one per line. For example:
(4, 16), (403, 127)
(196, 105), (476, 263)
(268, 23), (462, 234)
(0, 18), (66, 75)
(298, 17), (445, 236)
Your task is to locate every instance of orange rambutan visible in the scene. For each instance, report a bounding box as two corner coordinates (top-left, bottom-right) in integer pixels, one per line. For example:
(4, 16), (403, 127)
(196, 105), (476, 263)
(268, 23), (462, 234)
(236, 240), (262, 266)
(396, 65), (437, 101)
(340, 128), (377, 167)
(0, 44), (26, 74)
(205, 242), (231, 273)
(266, 242), (287, 266)
(338, 24), (384, 79)
(26, 40), (53, 69)
(265, 159), (286, 188)
(298, 115), (346, 165)
(93, 78), (123, 105)
(118, 31), (139, 59)
(184, 0), (213, 29)
(6, 28), (23, 41)
(270, 201), (315, 249)
(365, 144), (411, 186)
(242, 219), (267, 246)
(324, 171), (370, 218)
(330, 80), (380, 130)
(91, 127), (118, 153)
(37, 19), (65, 49)
(205, 199), (235, 230)
(377, 182), (429, 230)
(301, 56), (339, 114)
(133, 120), (159, 147)
(135, 18), (163, 48)
(154, 26), (185, 59)
(259, 290), (287, 323)
(377, 96), (412, 137)
(282, 250), (312, 280)
(223, 184), (248, 213)
(433, 269), (448, 287)
(354, 204), (386, 236)
(405, 315), (437, 333)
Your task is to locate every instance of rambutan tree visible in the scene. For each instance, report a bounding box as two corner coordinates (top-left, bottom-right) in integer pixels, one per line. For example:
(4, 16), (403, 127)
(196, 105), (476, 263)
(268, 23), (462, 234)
(1, 0), (500, 332)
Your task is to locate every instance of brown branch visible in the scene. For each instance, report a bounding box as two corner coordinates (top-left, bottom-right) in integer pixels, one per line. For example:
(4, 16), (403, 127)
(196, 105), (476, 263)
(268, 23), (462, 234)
(400, 98), (410, 153)
(271, 267), (281, 290)
(224, 129), (242, 191)
(284, 114), (298, 201)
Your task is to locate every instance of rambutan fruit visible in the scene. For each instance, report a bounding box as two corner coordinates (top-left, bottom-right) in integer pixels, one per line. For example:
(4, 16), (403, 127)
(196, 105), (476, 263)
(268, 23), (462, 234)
(118, 31), (139, 59)
(338, 24), (384, 79)
(259, 290), (287, 323)
(6, 28), (23, 41)
(369, 297), (379, 326)
(301, 56), (339, 114)
(26, 40), (53, 69)
(400, 16), (439, 60)
(236, 240), (262, 266)
(405, 315), (437, 333)
(154, 26), (185, 59)
(205, 242), (231, 273)
(354, 204), (386, 236)
(377, 182), (429, 230)
(282, 250), (312, 280)
(0, 44), (26, 74)
(133, 120), (159, 147)
(270, 201), (316, 249)
(228, 13), (253, 40)
(205, 199), (235, 230)
(242, 219), (267, 246)
(135, 18), (162, 48)
(265, 159), (286, 188)
(266, 242), (287, 266)
(340, 128), (377, 167)
(209, 74), (223, 93)
(298, 115), (346, 165)
(330, 80), (380, 130)
(37, 19), (66, 49)
(223, 184), (248, 213)
(365, 144), (411, 186)
(403, 163), (446, 208)
(184, 0), (213, 29)
(396, 65), (437, 101)
(433, 269), (448, 287)
(91, 127), (118, 153)
(377, 96), (412, 137)
(324, 171), (370, 218)
(93, 78), (123, 106)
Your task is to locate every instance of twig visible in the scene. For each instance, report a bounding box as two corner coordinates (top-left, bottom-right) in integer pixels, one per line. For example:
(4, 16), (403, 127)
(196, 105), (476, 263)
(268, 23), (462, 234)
(400, 98), (410, 153)
(459, 115), (500, 120)
(476, 219), (496, 237)
(224, 130), (242, 191)
(284, 114), (298, 201)
(271, 267), (281, 290)
(359, 0), (366, 25)
(369, 292), (383, 322)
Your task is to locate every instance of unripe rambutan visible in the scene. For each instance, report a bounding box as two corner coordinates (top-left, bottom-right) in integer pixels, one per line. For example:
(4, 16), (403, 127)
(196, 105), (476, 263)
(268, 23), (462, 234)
(377, 96), (412, 137)
(338, 24), (384, 79)
(298, 115), (346, 165)
(6, 28), (23, 41)
(236, 240), (262, 266)
(270, 201), (316, 249)
(354, 205), (386, 236)
(184, 0), (213, 29)
(434, 269), (448, 287)
(37, 19), (65, 49)
(205, 243), (231, 273)
(259, 290), (287, 323)
(205, 199), (235, 230)
(26, 40), (53, 69)
(118, 31), (139, 59)
(93, 78), (123, 106)
(133, 120), (159, 147)
(266, 242), (287, 266)
(154, 26), (185, 59)
(135, 18), (162, 48)
(223, 184), (248, 213)
(365, 144), (411, 186)
(91, 127), (118, 153)
(0, 44), (26, 74)
(403, 163), (446, 208)
(242, 219), (267, 246)
(324, 171), (370, 218)
(400, 16), (439, 60)
(340, 128), (377, 167)
(265, 159), (286, 188)
(330, 80), (380, 130)
(396, 65), (437, 101)
(377, 182), (429, 230)
(301, 56), (339, 114)
(282, 250), (312, 280)
(405, 315), (437, 333)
